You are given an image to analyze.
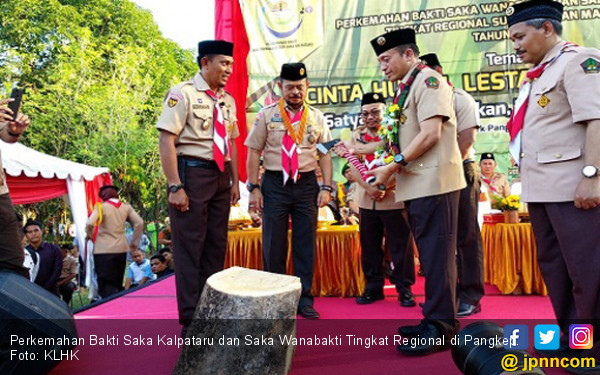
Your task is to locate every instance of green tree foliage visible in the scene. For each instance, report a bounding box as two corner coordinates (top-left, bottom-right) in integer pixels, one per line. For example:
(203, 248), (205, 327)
(1, 0), (198, 220)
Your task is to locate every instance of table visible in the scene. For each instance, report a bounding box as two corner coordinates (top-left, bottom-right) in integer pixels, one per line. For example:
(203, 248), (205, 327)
(225, 225), (364, 297)
(481, 223), (547, 295)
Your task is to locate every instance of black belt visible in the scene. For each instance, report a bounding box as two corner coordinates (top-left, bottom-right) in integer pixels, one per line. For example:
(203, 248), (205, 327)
(177, 156), (229, 186)
(265, 170), (315, 179)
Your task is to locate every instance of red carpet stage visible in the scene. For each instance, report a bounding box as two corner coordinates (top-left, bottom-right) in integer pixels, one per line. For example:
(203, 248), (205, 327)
(52, 274), (568, 375)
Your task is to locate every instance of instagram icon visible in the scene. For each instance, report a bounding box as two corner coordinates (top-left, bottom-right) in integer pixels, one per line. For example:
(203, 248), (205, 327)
(570, 325), (593, 349)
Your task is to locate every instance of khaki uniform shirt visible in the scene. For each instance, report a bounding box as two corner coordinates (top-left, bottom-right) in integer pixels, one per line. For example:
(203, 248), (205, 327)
(85, 200), (144, 255)
(453, 88), (479, 161)
(60, 254), (78, 279)
(520, 42), (600, 202)
(396, 64), (466, 202)
(350, 126), (404, 210)
(245, 102), (332, 172)
(0, 123), (9, 196)
(481, 172), (510, 198)
(156, 73), (239, 160)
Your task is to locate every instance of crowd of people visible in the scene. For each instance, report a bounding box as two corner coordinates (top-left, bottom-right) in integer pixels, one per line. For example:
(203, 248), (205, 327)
(1, 0), (598, 368)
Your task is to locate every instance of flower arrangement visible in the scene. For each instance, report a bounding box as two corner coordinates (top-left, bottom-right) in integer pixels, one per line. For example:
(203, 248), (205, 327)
(374, 104), (402, 163)
(493, 194), (520, 211)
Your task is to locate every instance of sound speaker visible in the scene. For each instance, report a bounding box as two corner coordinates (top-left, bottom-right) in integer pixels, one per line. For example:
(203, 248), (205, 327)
(0, 270), (78, 375)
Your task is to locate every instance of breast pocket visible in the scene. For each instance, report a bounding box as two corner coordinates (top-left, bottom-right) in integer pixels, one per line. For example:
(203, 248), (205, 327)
(192, 108), (213, 138)
(267, 123), (285, 144)
(531, 80), (561, 116)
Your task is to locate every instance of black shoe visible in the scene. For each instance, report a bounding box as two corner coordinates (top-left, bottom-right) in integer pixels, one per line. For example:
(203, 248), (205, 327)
(457, 302), (481, 317)
(399, 290), (416, 307)
(397, 321), (450, 356)
(397, 321), (426, 337)
(356, 290), (385, 305)
(419, 302), (425, 308)
(298, 305), (320, 319)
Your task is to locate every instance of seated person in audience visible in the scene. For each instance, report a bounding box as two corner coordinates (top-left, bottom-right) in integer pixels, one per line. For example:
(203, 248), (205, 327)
(24, 219), (62, 295)
(479, 152), (510, 207)
(158, 247), (175, 270)
(158, 218), (172, 249)
(151, 254), (174, 279)
(124, 249), (154, 290)
(57, 244), (78, 304)
(339, 163), (360, 216)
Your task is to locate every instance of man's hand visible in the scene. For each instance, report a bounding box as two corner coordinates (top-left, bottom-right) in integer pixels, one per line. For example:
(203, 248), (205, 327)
(366, 163), (400, 187)
(7, 112), (30, 136)
(0, 98), (14, 122)
(230, 184), (240, 205)
(575, 178), (600, 210)
(129, 244), (138, 253)
(249, 189), (263, 210)
(169, 189), (189, 212)
(317, 190), (331, 208)
(366, 185), (385, 201)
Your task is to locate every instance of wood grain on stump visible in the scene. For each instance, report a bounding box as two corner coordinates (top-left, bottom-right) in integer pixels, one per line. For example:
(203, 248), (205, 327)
(174, 267), (301, 375)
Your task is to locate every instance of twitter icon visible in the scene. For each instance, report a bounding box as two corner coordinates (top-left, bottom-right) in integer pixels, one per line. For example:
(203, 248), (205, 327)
(535, 324), (560, 350)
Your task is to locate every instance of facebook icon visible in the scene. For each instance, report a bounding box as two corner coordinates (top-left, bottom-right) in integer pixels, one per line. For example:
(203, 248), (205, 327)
(504, 325), (529, 350)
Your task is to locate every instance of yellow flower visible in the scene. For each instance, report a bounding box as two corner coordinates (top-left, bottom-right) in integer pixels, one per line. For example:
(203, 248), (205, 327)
(389, 104), (400, 112)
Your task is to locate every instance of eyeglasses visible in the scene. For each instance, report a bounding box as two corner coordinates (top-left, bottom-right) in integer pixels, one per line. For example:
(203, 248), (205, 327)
(361, 109), (382, 118)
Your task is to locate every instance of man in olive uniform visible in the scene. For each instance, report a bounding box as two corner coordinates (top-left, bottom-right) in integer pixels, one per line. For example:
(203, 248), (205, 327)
(368, 29), (466, 355)
(156, 40), (240, 330)
(245, 63), (333, 319)
(342, 93), (416, 307)
(506, 1), (600, 367)
(421, 53), (484, 317)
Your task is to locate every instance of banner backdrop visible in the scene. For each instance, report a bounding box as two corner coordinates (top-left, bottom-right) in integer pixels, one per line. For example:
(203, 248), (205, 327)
(239, 0), (599, 178)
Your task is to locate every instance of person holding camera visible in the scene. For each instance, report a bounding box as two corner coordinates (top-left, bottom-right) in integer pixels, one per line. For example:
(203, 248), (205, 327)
(0, 97), (31, 279)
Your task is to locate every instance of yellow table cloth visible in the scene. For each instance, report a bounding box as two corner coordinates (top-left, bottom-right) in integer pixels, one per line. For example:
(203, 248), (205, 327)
(482, 223), (547, 296)
(225, 225), (364, 297)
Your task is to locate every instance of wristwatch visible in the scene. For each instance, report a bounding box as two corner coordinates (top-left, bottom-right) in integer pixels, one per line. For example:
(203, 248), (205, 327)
(168, 184), (184, 193)
(393, 153), (408, 166)
(582, 165), (599, 179)
(246, 182), (260, 193)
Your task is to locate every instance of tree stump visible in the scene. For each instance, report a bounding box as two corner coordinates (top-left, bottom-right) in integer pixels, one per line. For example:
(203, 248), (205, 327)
(174, 267), (301, 375)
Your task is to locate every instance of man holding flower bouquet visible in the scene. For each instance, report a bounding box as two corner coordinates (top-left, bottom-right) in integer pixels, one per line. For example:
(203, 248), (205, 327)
(367, 28), (466, 355)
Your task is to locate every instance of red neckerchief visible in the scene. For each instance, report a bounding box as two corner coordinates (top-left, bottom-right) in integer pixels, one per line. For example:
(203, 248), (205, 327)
(105, 199), (122, 209)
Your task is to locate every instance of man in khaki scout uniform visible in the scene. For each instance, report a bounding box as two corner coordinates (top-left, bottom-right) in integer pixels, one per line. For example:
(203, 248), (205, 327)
(156, 40), (240, 330)
(0, 98), (30, 279)
(347, 93), (416, 308)
(422, 53), (485, 318)
(245, 63), (333, 320)
(86, 185), (144, 298)
(367, 29), (466, 355)
(506, 1), (600, 366)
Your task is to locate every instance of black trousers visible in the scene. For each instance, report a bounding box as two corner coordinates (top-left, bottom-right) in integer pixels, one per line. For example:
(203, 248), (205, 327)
(359, 208), (414, 294)
(169, 163), (231, 326)
(406, 191), (460, 333)
(262, 170), (319, 310)
(94, 253), (126, 299)
(59, 280), (77, 304)
(529, 203), (600, 341)
(456, 162), (484, 305)
(0, 193), (28, 278)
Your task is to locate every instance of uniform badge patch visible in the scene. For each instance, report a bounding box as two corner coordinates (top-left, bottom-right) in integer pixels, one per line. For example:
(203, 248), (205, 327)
(400, 114), (407, 124)
(197, 98), (203, 104)
(538, 94), (550, 108)
(168, 98), (179, 108)
(425, 77), (440, 89)
(581, 58), (600, 74)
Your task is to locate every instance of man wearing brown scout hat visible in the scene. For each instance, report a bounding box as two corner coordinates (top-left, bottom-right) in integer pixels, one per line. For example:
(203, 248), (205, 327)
(156, 40), (240, 332)
(506, 1), (600, 367)
(367, 28), (466, 355)
(245, 63), (333, 319)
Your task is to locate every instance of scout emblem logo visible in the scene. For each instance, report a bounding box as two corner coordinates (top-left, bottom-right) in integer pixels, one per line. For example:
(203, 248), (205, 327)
(373, 94), (379, 100)
(300, 68), (305, 76)
(269, 123), (276, 130)
(202, 121), (210, 131)
(377, 37), (386, 46)
(581, 58), (599, 74)
(400, 114), (407, 124)
(506, 6), (514, 16)
(538, 95), (550, 108)
(168, 98), (178, 108)
(425, 77), (440, 89)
